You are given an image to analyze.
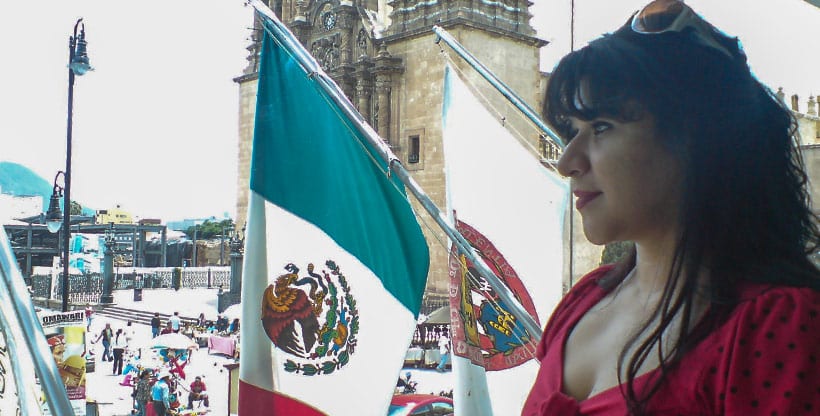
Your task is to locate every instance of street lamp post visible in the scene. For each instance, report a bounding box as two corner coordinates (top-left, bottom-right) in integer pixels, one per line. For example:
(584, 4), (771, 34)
(219, 224), (245, 312)
(100, 225), (115, 304)
(61, 18), (92, 312)
(220, 225), (234, 266)
(192, 224), (199, 267)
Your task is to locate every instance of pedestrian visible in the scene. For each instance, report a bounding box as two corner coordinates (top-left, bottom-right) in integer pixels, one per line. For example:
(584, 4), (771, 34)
(396, 371), (417, 394)
(522, 1), (820, 414)
(125, 320), (136, 346)
(215, 314), (228, 333)
(196, 312), (206, 328)
(132, 369), (152, 416)
(435, 332), (450, 373)
(228, 318), (240, 334)
(92, 322), (114, 362)
(160, 321), (174, 335)
(169, 312), (181, 333)
(151, 371), (172, 416)
(84, 303), (93, 330)
(111, 328), (127, 375)
(150, 312), (161, 338)
(187, 375), (209, 409)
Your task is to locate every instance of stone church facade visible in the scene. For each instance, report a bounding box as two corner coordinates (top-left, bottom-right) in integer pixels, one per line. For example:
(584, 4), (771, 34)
(233, 0), (596, 306)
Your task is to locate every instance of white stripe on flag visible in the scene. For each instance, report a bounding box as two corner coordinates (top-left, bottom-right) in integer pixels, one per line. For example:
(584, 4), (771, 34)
(443, 64), (569, 415)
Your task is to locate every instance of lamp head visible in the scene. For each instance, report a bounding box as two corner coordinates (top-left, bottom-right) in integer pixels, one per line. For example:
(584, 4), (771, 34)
(46, 184), (64, 233)
(69, 21), (92, 75)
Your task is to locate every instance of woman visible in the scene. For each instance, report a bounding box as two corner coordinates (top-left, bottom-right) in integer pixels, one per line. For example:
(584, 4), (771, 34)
(111, 328), (128, 375)
(229, 318), (240, 334)
(523, 1), (820, 415)
(132, 369), (152, 416)
(93, 322), (114, 362)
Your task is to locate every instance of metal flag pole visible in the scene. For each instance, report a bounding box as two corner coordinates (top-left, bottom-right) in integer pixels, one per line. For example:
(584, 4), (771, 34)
(432, 25), (565, 151)
(0, 229), (75, 415)
(247, 0), (543, 342)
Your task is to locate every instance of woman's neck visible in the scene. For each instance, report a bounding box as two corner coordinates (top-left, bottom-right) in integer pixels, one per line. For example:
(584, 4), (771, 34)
(631, 241), (677, 295)
(628, 240), (710, 317)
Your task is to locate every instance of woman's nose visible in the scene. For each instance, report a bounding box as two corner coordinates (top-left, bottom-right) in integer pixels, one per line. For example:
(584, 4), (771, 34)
(556, 138), (587, 178)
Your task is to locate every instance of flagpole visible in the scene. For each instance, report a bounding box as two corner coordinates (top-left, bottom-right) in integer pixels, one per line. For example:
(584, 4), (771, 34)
(0, 229), (75, 415)
(432, 25), (565, 151)
(248, 0), (543, 342)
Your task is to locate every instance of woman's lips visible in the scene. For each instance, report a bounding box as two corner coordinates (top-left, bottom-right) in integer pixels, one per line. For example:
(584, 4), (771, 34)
(573, 190), (601, 210)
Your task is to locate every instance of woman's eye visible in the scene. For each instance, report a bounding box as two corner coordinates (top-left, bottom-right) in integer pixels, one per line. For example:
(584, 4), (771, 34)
(592, 121), (613, 135)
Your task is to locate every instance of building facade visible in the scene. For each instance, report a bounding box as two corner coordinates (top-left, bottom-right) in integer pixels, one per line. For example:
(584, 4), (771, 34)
(787, 91), (820, 210)
(94, 205), (133, 225)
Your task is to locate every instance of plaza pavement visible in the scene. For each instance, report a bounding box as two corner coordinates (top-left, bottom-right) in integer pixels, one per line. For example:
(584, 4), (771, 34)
(82, 288), (453, 416)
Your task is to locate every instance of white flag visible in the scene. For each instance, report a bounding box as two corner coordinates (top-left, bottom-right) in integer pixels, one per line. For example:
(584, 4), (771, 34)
(442, 64), (569, 415)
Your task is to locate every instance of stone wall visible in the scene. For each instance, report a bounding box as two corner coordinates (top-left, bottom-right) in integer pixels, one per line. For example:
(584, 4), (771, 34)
(234, 74), (259, 231)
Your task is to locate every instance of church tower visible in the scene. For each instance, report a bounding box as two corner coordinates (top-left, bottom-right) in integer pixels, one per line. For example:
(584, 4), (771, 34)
(234, 0), (552, 307)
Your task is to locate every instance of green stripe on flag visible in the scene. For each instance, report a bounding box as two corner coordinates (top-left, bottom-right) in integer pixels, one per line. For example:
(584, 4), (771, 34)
(249, 31), (429, 314)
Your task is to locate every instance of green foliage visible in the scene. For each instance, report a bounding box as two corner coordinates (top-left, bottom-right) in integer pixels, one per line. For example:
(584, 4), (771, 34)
(600, 241), (634, 265)
(172, 267), (182, 291)
(70, 200), (83, 216)
(184, 219), (235, 240)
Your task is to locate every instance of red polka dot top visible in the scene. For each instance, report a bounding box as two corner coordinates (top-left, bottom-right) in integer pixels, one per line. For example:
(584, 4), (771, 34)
(522, 265), (820, 415)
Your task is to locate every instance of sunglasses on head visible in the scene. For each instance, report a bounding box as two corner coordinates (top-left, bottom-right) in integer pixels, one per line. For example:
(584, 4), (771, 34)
(628, 0), (740, 59)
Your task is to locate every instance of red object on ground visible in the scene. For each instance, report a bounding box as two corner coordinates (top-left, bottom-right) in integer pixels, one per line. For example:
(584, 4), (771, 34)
(388, 394), (454, 415)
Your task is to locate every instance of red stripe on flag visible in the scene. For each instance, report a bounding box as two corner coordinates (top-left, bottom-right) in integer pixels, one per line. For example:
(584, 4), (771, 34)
(239, 380), (327, 415)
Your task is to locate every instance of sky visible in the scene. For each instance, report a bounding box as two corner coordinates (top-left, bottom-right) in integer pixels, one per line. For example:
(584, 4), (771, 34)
(1, 0), (818, 222)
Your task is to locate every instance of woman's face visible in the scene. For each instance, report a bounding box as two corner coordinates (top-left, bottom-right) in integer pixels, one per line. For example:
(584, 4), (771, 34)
(556, 103), (683, 247)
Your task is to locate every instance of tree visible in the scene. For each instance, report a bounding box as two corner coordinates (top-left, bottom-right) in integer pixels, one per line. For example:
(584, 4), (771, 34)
(70, 200), (83, 216)
(185, 219), (235, 240)
(600, 241), (633, 265)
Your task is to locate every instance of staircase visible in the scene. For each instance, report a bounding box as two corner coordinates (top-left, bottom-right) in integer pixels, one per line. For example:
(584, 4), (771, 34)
(94, 305), (198, 327)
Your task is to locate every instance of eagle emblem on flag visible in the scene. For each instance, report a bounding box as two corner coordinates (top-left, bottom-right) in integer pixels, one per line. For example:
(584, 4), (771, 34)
(261, 260), (359, 376)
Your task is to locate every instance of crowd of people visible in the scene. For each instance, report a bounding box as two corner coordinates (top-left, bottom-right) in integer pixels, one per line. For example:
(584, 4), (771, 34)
(131, 368), (210, 416)
(91, 321), (136, 375)
(147, 311), (240, 339)
(87, 308), (242, 415)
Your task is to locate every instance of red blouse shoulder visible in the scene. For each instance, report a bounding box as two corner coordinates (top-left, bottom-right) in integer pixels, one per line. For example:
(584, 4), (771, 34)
(700, 284), (820, 415)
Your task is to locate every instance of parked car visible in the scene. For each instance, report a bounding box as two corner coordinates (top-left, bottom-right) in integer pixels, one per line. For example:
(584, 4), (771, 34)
(388, 394), (454, 416)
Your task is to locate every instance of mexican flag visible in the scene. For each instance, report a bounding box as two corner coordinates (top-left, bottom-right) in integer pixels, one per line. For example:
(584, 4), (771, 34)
(442, 64), (569, 415)
(238, 14), (430, 416)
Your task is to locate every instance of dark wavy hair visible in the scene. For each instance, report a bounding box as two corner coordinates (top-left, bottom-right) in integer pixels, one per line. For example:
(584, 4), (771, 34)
(544, 14), (820, 415)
